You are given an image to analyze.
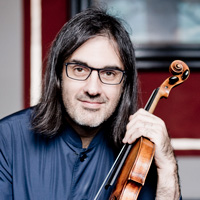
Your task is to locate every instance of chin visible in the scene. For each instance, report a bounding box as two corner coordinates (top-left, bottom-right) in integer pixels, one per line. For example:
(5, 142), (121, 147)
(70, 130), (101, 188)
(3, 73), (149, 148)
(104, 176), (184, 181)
(76, 119), (104, 128)
(74, 114), (106, 128)
(69, 108), (112, 128)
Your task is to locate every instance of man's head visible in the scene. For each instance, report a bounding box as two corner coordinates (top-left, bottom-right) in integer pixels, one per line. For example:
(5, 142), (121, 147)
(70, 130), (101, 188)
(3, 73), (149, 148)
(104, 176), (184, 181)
(32, 7), (138, 146)
(61, 35), (124, 128)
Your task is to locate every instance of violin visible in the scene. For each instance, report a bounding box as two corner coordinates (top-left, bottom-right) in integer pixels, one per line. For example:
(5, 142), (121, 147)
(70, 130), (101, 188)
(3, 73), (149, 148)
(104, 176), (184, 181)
(94, 60), (190, 200)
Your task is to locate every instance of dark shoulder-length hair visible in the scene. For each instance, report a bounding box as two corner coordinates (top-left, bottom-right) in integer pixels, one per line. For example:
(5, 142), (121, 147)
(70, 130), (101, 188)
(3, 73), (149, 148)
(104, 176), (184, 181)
(31, 7), (139, 148)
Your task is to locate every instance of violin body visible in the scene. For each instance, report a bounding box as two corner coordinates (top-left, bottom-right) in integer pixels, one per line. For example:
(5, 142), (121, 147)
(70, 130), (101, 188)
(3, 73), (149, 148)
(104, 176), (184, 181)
(109, 137), (155, 200)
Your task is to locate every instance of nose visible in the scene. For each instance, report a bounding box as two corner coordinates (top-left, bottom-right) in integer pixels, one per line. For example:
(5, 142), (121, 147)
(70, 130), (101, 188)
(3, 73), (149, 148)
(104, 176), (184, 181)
(83, 70), (102, 96)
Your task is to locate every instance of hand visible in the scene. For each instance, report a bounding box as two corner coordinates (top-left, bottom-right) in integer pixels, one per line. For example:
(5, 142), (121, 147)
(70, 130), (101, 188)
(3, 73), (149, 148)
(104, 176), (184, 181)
(122, 108), (180, 199)
(122, 108), (174, 169)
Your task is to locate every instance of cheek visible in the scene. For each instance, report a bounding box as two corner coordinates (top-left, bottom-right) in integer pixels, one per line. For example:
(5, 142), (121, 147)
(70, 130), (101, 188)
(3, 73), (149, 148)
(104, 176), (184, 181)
(62, 81), (76, 98)
(61, 77), (85, 104)
(105, 85), (123, 103)
(62, 70), (78, 93)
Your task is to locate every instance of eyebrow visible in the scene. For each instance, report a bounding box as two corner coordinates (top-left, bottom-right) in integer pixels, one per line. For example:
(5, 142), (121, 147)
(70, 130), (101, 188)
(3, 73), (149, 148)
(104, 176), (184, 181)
(69, 59), (124, 71)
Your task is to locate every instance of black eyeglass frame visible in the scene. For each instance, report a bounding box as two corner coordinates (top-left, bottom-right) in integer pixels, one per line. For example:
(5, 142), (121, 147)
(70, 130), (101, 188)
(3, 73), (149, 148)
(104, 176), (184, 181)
(65, 62), (126, 85)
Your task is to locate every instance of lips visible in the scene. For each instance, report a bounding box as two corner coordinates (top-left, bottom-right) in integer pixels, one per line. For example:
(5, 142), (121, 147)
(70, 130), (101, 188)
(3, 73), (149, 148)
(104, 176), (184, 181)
(79, 100), (104, 110)
(77, 96), (105, 109)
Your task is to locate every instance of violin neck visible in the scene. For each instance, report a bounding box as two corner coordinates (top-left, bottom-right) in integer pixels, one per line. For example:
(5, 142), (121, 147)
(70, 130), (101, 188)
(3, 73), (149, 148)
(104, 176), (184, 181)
(144, 87), (161, 113)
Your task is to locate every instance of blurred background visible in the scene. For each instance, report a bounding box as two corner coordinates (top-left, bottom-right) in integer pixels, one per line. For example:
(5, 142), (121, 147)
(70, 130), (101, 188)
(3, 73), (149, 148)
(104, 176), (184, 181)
(0, 0), (200, 199)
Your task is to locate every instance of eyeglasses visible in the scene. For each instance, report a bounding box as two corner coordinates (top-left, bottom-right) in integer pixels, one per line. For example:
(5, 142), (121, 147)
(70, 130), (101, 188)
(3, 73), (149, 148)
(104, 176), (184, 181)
(65, 63), (126, 85)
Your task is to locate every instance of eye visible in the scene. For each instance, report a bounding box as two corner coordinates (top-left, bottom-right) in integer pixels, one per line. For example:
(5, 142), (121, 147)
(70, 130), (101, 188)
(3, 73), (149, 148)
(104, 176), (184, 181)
(72, 64), (88, 72)
(101, 70), (117, 78)
(74, 67), (84, 73)
(105, 71), (115, 76)
(70, 64), (90, 77)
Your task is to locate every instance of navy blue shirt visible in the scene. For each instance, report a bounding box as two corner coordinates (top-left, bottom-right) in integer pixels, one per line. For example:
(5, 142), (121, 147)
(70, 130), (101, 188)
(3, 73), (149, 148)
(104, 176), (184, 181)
(0, 108), (157, 200)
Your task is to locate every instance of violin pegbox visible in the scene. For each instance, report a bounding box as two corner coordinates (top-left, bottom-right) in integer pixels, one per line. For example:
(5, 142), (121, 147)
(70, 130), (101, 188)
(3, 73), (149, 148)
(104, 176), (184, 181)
(159, 60), (190, 99)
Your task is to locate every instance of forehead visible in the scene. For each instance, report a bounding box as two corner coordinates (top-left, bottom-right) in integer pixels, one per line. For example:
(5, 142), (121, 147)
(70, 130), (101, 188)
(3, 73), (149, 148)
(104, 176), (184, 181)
(67, 36), (124, 69)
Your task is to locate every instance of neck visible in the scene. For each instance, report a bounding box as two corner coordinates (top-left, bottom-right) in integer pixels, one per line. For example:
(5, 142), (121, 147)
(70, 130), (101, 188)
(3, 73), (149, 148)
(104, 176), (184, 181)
(65, 115), (102, 148)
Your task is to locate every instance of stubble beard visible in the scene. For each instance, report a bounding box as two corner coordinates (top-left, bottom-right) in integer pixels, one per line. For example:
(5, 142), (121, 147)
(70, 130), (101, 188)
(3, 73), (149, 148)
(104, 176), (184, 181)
(62, 94), (120, 128)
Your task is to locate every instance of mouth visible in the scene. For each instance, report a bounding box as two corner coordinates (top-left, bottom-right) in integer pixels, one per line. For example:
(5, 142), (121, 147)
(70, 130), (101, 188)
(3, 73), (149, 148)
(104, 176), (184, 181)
(77, 94), (106, 109)
(80, 100), (104, 110)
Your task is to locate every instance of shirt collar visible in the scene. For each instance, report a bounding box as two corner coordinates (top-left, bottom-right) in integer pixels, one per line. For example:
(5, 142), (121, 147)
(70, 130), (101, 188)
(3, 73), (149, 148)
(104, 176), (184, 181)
(61, 123), (106, 152)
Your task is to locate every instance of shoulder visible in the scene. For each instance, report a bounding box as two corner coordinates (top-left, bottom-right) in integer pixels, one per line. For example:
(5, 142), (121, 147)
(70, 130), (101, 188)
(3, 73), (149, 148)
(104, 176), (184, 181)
(0, 107), (34, 141)
(0, 108), (36, 183)
(0, 107), (33, 122)
(0, 107), (33, 127)
(0, 107), (38, 160)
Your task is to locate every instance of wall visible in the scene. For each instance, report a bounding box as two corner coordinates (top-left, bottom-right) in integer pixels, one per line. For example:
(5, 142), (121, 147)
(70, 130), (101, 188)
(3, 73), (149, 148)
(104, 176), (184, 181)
(0, 0), (23, 118)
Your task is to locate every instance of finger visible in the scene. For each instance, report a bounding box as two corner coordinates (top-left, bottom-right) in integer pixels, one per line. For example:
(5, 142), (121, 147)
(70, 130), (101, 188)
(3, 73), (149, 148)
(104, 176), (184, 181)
(123, 116), (168, 144)
(125, 126), (158, 144)
(128, 109), (163, 129)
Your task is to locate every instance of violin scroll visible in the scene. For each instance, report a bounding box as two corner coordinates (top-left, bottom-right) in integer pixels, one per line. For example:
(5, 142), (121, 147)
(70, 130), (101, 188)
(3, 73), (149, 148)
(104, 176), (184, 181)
(169, 60), (184, 75)
(169, 60), (190, 83)
(159, 60), (190, 99)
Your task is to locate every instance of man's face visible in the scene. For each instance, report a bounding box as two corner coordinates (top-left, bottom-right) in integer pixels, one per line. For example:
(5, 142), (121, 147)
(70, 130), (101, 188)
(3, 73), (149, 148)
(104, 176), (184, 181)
(61, 36), (124, 128)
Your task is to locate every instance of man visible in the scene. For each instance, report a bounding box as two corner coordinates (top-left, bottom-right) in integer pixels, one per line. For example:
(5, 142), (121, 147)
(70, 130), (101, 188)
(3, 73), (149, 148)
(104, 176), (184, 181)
(0, 7), (180, 200)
